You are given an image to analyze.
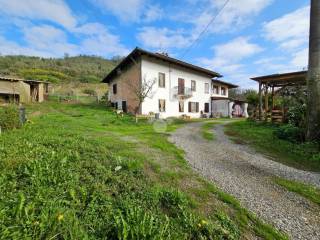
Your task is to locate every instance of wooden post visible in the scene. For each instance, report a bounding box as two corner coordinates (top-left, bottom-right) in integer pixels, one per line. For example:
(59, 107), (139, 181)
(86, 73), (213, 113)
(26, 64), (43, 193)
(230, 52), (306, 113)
(271, 86), (275, 109)
(258, 81), (263, 120)
(264, 85), (269, 121)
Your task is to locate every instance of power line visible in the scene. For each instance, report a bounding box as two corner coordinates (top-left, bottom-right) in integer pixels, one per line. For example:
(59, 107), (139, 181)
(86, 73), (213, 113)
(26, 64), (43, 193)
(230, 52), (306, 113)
(181, 0), (231, 59)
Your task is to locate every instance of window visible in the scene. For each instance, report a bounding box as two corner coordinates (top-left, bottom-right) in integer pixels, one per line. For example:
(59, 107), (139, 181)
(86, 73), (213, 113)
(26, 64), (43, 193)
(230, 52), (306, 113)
(179, 101), (184, 112)
(188, 102), (199, 113)
(204, 83), (209, 94)
(212, 85), (219, 94)
(204, 103), (209, 113)
(191, 80), (196, 91)
(159, 99), (166, 112)
(159, 72), (166, 88)
(221, 87), (226, 96)
(113, 84), (117, 94)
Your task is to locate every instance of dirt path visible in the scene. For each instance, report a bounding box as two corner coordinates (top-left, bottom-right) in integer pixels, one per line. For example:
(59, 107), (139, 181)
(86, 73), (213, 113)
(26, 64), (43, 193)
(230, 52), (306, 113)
(169, 121), (320, 240)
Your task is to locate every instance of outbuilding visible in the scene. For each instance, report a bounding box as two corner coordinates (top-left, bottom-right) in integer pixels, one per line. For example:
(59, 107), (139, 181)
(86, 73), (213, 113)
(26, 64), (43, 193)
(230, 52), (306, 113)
(0, 76), (49, 104)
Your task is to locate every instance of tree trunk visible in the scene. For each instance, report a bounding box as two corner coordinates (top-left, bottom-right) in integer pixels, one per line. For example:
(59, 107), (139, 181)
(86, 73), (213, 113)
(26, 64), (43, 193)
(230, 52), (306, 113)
(306, 0), (320, 141)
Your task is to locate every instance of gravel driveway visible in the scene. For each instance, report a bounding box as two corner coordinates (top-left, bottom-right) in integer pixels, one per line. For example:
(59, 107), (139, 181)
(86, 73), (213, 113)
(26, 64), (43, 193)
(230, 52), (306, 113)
(169, 121), (320, 240)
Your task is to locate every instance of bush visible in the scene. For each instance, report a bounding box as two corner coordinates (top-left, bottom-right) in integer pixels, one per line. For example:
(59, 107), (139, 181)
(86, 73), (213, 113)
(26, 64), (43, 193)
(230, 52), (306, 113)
(286, 104), (306, 128)
(0, 105), (21, 131)
(274, 124), (304, 143)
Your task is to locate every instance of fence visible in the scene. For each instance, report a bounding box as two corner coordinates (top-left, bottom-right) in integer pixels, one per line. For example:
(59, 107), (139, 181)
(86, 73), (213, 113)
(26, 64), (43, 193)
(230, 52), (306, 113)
(48, 94), (103, 104)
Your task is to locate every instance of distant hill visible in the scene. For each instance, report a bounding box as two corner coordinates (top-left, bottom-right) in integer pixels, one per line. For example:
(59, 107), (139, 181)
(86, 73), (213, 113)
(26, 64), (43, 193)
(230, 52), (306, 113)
(0, 55), (122, 83)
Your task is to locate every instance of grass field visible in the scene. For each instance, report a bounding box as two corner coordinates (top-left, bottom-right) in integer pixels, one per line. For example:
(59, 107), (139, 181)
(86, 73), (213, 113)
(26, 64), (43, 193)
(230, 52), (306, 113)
(0, 102), (287, 239)
(225, 121), (320, 172)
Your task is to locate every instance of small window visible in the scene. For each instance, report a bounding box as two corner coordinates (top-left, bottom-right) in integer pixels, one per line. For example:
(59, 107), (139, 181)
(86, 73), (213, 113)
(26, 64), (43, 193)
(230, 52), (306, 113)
(159, 99), (166, 112)
(159, 72), (165, 88)
(179, 101), (184, 112)
(221, 87), (226, 96)
(212, 85), (219, 94)
(204, 83), (209, 94)
(204, 103), (209, 113)
(188, 102), (199, 113)
(113, 84), (117, 94)
(191, 80), (196, 91)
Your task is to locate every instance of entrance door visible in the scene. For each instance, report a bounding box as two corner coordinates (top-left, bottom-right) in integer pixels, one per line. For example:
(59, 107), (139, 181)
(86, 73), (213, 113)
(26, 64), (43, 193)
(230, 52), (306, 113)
(122, 101), (127, 113)
(178, 78), (185, 95)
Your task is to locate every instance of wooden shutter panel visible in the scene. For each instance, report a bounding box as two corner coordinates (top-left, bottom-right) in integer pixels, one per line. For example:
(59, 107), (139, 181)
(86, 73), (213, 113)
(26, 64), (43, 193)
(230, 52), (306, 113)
(196, 102), (199, 112)
(188, 102), (191, 112)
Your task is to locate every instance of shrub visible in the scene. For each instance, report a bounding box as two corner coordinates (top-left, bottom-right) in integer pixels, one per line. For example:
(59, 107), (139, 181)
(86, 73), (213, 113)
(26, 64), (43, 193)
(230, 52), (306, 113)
(273, 124), (304, 143)
(286, 103), (306, 128)
(0, 105), (21, 131)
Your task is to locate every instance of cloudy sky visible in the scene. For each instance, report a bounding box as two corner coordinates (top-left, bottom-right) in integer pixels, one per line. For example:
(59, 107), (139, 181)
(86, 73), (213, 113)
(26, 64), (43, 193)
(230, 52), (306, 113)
(0, 0), (310, 88)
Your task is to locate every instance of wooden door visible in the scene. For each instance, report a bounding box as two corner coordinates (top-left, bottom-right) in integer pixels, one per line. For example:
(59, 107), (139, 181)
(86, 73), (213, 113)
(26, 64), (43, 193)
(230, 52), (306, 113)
(178, 78), (185, 95)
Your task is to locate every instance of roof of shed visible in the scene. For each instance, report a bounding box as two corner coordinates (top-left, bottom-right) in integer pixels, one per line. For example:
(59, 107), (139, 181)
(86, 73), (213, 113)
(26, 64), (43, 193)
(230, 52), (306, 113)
(251, 71), (307, 87)
(103, 47), (238, 85)
(0, 76), (50, 84)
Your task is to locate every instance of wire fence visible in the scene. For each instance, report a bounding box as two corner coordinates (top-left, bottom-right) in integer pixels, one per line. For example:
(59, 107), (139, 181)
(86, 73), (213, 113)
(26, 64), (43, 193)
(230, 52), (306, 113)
(48, 94), (104, 104)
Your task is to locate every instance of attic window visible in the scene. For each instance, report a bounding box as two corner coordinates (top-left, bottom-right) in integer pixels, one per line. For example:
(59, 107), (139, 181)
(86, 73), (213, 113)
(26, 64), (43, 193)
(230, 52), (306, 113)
(212, 85), (219, 94)
(221, 87), (226, 96)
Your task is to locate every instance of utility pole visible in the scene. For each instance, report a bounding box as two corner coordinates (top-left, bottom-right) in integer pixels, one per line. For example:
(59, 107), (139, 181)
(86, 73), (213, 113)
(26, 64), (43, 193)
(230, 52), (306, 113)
(306, 0), (320, 141)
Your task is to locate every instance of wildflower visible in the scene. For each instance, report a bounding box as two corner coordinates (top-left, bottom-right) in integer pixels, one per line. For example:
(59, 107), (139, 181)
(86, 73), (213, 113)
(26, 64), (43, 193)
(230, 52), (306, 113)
(201, 220), (207, 225)
(34, 221), (39, 225)
(115, 166), (122, 171)
(197, 223), (202, 228)
(57, 214), (64, 221)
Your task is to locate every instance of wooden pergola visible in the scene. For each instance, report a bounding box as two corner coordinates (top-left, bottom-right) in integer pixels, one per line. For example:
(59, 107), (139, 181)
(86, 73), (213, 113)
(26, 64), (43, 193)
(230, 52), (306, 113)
(251, 71), (307, 121)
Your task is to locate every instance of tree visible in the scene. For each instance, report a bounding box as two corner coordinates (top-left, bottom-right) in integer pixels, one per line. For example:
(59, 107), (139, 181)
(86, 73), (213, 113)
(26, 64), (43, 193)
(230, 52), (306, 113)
(127, 75), (156, 115)
(306, 0), (320, 141)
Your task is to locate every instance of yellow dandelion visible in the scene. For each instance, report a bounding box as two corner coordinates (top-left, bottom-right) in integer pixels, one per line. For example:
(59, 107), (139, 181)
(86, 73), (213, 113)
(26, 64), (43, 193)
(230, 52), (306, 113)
(57, 214), (64, 221)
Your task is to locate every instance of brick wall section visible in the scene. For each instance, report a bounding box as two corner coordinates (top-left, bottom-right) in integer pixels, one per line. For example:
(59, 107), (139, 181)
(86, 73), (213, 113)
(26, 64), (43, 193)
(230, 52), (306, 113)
(109, 60), (141, 114)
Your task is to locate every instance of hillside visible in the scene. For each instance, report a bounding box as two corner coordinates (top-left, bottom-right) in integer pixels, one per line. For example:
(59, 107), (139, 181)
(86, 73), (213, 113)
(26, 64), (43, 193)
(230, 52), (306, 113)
(0, 55), (121, 83)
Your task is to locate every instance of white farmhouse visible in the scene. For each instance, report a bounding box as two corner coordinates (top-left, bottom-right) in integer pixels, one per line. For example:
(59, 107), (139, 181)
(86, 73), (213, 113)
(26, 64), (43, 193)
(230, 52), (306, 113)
(103, 48), (239, 118)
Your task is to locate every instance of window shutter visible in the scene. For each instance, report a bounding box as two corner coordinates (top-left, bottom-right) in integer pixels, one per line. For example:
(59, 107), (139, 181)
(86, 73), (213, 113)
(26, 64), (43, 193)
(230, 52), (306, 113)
(196, 102), (199, 112)
(188, 102), (191, 112)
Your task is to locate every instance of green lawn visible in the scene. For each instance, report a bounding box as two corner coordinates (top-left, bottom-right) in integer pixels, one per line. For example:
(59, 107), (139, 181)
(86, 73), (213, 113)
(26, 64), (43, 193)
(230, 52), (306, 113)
(225, 121), (320, 172)
(273, 178), (320, 206)
(201, 122), (217, 141)
(0, 102), (287, 239)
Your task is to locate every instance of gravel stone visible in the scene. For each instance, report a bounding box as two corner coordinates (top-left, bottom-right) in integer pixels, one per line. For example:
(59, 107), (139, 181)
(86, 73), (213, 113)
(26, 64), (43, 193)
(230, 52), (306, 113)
(169, 122), (320, 240)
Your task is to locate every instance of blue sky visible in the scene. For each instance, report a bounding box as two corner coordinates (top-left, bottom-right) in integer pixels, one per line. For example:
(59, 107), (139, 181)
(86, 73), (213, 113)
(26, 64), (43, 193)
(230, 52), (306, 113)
(0, 0), (310, 88)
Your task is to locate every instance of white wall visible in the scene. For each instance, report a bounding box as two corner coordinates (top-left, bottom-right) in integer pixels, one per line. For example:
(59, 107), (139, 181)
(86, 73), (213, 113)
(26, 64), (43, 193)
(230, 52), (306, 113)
(140, 56), (229, 118)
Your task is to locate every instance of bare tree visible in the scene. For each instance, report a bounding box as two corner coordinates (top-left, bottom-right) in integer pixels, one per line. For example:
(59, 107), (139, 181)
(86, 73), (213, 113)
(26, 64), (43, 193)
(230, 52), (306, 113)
(306, 0), (320, 140)
(127, 74), (156, 115)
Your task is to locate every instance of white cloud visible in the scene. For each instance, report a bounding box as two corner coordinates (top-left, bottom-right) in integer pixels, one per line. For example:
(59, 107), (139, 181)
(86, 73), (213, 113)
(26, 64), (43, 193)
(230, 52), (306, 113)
(200, 37), (263, 71)
(291, 48), (308, 69)
(263, 6), (310, 50)
(0, 0), (77, 29)
(0, 36), (50, 57)
(143, 5), (163, 22)
(78, 24), (129, 56)
(189, 0), (273, 34)
(137, 27), (191, 50)
(91, 0), (145, 22)
(198, 37), (263, 89)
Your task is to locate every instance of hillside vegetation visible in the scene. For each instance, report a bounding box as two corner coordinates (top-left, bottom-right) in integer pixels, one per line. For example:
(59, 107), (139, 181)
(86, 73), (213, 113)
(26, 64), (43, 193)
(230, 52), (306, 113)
(0, 55), (121, 83)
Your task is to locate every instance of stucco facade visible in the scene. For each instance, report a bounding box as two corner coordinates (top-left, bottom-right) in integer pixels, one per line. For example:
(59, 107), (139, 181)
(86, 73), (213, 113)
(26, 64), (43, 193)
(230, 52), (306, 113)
(140, 56), (230, 118)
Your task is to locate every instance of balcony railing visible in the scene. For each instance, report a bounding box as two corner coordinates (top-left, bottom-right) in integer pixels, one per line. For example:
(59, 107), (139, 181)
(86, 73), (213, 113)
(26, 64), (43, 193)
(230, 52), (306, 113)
(172, 86), (193, 99)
